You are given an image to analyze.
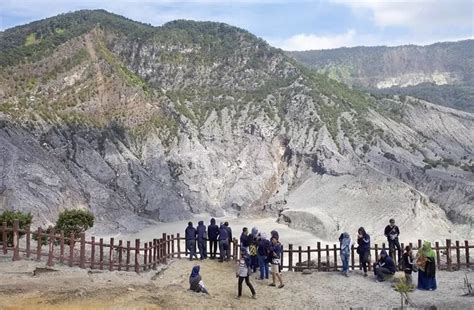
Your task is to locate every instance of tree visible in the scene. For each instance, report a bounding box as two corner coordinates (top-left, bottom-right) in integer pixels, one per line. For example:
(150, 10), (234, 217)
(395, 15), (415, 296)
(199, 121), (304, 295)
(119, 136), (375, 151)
(0, 210), (33, 245)
(55, 209), (94, 238)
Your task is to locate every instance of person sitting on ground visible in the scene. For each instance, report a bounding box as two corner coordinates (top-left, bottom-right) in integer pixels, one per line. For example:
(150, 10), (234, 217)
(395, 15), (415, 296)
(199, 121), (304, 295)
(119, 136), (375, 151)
(249, 227), (259, 273)
(416, 241), (437, 291)
(207, 218), (219, 259)
(356, 227), (371, 277)
(268, 236), (284, 288)
(189, 265), (209, 294)
(240, 227), (250, 252)
(185, 222), (198, 261)
(218, 223), (229, 262)
(402, 245), (416, 288)
(339, 232), (351, 277)
(196, 220), (207, 260)
(235, 249), (256, 299)
(373, 249), (396, 282)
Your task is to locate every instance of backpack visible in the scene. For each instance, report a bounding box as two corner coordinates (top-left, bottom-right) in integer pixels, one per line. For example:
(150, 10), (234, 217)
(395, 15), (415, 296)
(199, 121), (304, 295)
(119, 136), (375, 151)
(249, 244), (257, 256)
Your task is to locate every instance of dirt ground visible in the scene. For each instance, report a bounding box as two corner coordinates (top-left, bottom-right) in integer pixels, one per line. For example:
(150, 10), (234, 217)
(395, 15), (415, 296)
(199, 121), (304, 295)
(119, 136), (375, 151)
(0, 257), (473, 310)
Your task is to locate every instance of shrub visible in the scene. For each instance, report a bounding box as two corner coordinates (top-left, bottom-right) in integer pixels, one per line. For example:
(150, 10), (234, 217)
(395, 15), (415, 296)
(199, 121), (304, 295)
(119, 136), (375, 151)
(0, 210), (33, 245)
(55, 209), (94, 238)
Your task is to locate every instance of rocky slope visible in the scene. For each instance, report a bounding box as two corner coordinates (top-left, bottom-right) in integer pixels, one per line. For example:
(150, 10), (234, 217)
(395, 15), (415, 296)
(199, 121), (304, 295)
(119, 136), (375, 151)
(287, 41), (474, 112)
(0, 10), (472, 239)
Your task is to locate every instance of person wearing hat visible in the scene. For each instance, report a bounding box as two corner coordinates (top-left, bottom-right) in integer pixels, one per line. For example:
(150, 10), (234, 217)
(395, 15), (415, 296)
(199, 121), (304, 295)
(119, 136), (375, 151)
(384, 218), (401, 265)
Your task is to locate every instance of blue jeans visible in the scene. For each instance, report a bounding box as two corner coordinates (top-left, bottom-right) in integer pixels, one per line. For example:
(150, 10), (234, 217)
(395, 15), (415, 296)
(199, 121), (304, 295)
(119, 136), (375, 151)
(341, 253), (349, 273)
(258, 255), (268, 279)
(250, 255), (258, 272)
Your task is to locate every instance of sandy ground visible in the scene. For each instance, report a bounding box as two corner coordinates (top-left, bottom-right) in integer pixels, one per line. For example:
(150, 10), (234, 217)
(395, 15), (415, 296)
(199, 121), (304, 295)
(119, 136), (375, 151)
(1, 256), (473, 309)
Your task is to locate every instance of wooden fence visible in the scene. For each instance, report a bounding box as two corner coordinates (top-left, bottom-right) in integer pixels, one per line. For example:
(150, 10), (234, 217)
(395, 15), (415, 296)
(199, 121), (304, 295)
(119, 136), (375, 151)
(1, 220), (472, 273)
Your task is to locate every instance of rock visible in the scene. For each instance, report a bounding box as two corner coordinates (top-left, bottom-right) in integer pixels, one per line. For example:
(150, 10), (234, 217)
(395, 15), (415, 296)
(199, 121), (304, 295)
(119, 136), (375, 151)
(302, 269), (312, 275)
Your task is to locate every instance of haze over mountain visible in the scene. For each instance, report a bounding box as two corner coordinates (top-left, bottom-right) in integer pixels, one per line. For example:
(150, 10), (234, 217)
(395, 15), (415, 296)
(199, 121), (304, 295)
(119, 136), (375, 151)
(287, 41), (474, 112)
(0, 10), (472, 240)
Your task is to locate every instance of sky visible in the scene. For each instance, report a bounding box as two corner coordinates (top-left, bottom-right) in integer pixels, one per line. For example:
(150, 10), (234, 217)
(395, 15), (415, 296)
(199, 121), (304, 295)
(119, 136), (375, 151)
(0, 0), (473, 51)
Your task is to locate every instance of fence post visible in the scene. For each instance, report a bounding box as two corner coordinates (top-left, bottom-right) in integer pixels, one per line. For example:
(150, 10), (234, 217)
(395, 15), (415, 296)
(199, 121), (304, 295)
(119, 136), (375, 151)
(281, 244), (284, 271)
(465, 240), (470, 269)
(69, 233), (75, 267)
(333, 244), (337, 271)
(99, 238), (104, 270)
(446, 239), (452, 271)
(144, 242), (148, 271)
(307, 246), (311, 269)
(118, 240), (123, 271)
(167, 235), (171, 259)
(2, 222), (7, 254)
(162, 233), (167, 264)
(153, 239), (157, 270)
(435, 241), (441, 270)
(126, 241), (131, 271)
(298, 246), (302, 268)
(288, 244), (293, 271)
(417, 240), (422, 250)
(455, 240), (461, 270)
(325, 245), (330, 271)
(47, 228), (55, 267)
(109, 237), (114, 272)
(177, 233), (181, 259)
(317, 242), (321, 271)
(351, 244), (355, 270)
(36, 227), (43, 261)
(149, 241), (152, 267)
(12, 219), (20, 261)
(60, 231), (65, 264)
(135, 239), (140, 273)
(90, 236), (95, 269)
(374, 244), (379, 262)
(171, 235), (175, 258)
(79, 233), (86, 269)
(25, 225), (31, 258)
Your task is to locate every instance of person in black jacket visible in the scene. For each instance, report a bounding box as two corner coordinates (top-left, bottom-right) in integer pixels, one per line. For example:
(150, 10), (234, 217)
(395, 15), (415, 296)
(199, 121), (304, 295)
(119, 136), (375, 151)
(224, 222), (233, 243)
(384, 218), (401, 265)
(185, 222), (198, 261)
(402, 246), (416, 287)
(196, 220), (207, 260)
(373, 249), (396, 282)
(357, 227), (371, 277)
(207, 218), (219, 259)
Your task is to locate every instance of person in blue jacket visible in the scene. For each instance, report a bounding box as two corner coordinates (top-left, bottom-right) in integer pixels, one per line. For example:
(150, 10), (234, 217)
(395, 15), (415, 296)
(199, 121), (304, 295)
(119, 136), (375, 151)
(218, 223), (229, 262)
(257, 233), (270, 280)
(356, 227), (370, 277)
(196, 220), (207, 260)
(185, 222), (198, 261)
(207, 218), (219, 259)
(373, 249), (396, 282)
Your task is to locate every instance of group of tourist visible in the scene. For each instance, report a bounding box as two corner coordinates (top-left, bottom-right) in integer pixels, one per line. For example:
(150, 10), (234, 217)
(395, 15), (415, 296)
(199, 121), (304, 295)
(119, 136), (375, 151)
(338, 218), (437, 291)
(186, 219), (284, 299)
(187, 217), (437, 299)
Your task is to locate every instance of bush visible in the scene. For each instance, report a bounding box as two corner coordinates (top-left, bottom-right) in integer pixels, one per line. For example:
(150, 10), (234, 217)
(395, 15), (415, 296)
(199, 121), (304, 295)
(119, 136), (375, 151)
(0, 210), (33, 246)
(55, 209), (94, 238)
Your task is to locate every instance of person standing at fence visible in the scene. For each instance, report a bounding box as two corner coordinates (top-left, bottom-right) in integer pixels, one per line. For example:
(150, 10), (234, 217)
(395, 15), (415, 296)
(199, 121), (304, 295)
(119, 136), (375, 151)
(416, 241), (437, 291)
(270, 230), (279, 241)
(189, 265), (209, 294)
(185, 222), (198, 261)
(384, 219), (402, 266)
(218, 223), (229, 262)
(402, 245), (416, 288)
(373, 249), (396, 282)
(257, 233), (270, 280)
(196, 220), (207, 260)
(224, 222), (233, 244)
(268, 236), (284, 288)
(240, 227), (250, 253)
(208, 218), (219, 259)
(356, 227), (370, 277)
(235, 249), (257, 299)
(339, 232), (351, 277)
(249, 227), (259, 273)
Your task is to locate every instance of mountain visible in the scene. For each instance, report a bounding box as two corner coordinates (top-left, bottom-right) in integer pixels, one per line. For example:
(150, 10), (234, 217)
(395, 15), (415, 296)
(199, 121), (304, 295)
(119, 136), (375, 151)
(0, 10), (472, 239)
(287, 41), (474, 112)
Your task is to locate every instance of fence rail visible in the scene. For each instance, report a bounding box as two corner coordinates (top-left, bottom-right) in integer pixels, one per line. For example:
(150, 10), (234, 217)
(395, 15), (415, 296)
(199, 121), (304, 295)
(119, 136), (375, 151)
(1, 220), (472, 273)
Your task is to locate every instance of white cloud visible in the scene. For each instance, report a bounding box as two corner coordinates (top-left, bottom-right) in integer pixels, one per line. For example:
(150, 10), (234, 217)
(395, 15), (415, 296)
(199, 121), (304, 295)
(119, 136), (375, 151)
(270, 29), (359, 51)
(333, 0), (473, 29)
